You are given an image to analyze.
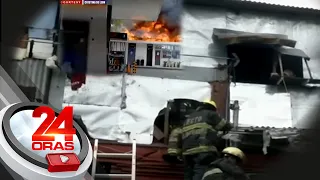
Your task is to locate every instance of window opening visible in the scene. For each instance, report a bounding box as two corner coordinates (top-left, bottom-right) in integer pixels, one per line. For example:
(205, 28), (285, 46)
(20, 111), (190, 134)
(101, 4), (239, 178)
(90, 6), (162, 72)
(227, 43), (275, 85)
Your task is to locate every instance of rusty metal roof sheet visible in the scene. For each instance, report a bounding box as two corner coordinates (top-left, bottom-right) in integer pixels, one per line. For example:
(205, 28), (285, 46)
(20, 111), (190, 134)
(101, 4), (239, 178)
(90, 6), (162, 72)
(94, 141), (279, 177)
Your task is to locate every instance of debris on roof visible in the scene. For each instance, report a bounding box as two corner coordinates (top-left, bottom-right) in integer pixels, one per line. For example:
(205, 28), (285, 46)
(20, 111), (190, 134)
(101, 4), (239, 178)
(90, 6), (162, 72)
(224, 127), (302, 154)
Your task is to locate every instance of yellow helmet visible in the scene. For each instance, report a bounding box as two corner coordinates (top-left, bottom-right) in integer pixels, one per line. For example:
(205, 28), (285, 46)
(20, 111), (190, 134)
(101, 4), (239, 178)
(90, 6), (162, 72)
(203, 100), (217, 109)
(222, 147), (246, 162)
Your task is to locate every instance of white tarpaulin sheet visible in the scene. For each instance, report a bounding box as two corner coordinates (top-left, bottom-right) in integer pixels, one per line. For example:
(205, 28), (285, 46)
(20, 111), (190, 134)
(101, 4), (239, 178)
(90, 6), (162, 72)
(230, 83), (293, 128)
(64, 75), (123, 107)
(63, 75), (211, 144)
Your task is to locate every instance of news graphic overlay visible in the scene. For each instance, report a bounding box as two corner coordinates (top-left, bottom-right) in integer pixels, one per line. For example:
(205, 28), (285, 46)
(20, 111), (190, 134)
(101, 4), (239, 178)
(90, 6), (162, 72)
(0, 102), (92, 180)
(83, 0), (106, 5)
(30, 106), (80, 155)
(60, 0), (107, 5)
(29, 106), (81, 172)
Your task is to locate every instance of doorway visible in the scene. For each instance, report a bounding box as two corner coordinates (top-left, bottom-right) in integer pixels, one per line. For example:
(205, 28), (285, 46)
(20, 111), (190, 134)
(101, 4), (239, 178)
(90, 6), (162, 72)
(62, 20), (89, 74)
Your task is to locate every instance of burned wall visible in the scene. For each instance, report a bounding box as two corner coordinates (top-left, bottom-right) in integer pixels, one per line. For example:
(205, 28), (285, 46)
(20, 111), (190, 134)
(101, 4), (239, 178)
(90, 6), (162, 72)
(181, 5), (320, 128)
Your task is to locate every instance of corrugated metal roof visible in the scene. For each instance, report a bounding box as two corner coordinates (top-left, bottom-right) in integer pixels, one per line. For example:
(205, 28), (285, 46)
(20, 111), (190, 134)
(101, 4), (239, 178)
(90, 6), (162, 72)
(184, 0), (320, 16)
(94, 141), (281, 177)
(10, 59), (49, 101)
(237, 0), (320, 10)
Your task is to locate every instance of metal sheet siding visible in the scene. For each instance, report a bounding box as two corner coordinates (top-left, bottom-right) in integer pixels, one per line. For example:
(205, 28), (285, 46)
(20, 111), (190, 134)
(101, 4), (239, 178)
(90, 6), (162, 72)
(237, 0), (320, 10)
(10, 59), (49, 101)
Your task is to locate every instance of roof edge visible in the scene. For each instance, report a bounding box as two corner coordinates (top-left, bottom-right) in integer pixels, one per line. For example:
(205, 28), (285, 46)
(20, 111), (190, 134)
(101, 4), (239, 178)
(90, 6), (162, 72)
(184, 0), (320, 17)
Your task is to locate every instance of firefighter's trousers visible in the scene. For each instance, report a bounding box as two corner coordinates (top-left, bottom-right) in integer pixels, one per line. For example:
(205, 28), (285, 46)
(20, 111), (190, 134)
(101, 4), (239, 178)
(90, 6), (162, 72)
(183, 152), (217, 180)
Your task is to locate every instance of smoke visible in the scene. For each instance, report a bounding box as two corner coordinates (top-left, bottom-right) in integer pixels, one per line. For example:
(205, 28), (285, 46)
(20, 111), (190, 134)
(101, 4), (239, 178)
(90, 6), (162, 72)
(160, 0), (183, 27)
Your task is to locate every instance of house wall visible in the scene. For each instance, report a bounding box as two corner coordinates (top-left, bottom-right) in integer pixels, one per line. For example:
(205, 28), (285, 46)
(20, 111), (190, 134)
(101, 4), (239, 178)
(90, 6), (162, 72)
(182, 4), (320, 128)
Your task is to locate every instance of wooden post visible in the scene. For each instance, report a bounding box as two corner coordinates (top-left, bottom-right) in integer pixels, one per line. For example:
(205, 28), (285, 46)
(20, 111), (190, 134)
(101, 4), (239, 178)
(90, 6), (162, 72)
(164, 100), (173, 144)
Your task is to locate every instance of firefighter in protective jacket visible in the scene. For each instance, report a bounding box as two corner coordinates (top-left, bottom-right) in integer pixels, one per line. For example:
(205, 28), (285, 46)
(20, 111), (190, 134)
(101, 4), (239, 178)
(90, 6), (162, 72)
(202, 147), (249, 180)
(163, 126), (183, 163)
(182, 100), (233, 180)
(168, 126), (182, 156)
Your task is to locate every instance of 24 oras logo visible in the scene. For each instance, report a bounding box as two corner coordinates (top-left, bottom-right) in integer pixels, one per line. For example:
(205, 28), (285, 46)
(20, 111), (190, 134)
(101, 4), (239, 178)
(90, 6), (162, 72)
(31, 106), (76, 151)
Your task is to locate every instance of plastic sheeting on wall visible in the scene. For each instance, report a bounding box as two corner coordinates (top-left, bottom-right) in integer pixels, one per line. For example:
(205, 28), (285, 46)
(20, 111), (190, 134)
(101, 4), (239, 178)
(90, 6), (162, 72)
(119, 75), (212, 143)
(181, 7), (227, 67)
(63, 103), (125, 141)
(63, 75), (212, 144)
(230, 83), (292, 128)
(64, 75), (123, 107)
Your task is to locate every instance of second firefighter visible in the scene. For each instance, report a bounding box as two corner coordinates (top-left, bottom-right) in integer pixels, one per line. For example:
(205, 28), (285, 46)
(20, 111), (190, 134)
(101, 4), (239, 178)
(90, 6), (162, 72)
(181, 100), (233, 180)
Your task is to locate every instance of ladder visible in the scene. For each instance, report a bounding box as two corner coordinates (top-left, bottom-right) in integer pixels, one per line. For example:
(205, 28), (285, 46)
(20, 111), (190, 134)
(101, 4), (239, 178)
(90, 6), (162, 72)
(91, 138), (137, 179)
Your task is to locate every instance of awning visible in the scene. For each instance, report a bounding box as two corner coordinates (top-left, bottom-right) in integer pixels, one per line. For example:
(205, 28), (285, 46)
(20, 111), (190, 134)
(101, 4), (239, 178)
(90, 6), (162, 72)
(274, 46), (310, 60)
(213, 28), (297, 47)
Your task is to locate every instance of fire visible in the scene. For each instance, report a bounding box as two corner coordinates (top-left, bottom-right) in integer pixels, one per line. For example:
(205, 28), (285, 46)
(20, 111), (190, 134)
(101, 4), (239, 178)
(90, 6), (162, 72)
(123, 14), (181, 42)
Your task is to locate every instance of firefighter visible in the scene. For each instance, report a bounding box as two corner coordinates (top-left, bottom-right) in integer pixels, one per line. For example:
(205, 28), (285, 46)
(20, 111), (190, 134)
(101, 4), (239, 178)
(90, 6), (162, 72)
(182, 100), (233, 180)
(163, 125), (183, 163)
(167, 126), (182, 157)
(202, 147), (249, 180)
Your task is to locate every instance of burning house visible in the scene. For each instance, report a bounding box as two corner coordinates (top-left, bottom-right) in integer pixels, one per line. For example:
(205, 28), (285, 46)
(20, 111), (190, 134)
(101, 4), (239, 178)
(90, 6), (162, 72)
(121, 15), (181, 42)
(109, 12), (182, 71)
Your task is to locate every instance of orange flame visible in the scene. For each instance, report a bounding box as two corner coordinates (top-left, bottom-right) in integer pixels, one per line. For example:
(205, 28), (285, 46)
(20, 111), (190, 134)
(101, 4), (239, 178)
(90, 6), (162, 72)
(124, 14), (181, 42)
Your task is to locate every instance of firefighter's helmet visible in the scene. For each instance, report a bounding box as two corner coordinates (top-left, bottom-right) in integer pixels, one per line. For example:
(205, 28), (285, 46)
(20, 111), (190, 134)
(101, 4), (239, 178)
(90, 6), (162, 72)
(222, 147), (246, 162)
(203, 100), (217, 109)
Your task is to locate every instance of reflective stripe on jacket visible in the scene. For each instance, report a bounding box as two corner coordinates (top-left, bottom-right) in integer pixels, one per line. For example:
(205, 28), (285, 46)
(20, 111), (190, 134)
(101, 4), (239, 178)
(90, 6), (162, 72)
(182, 108), (231, 155)
(202, 168), (223, 180)
(167, 127), (182, 156)
(202, 158), (249, 180)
